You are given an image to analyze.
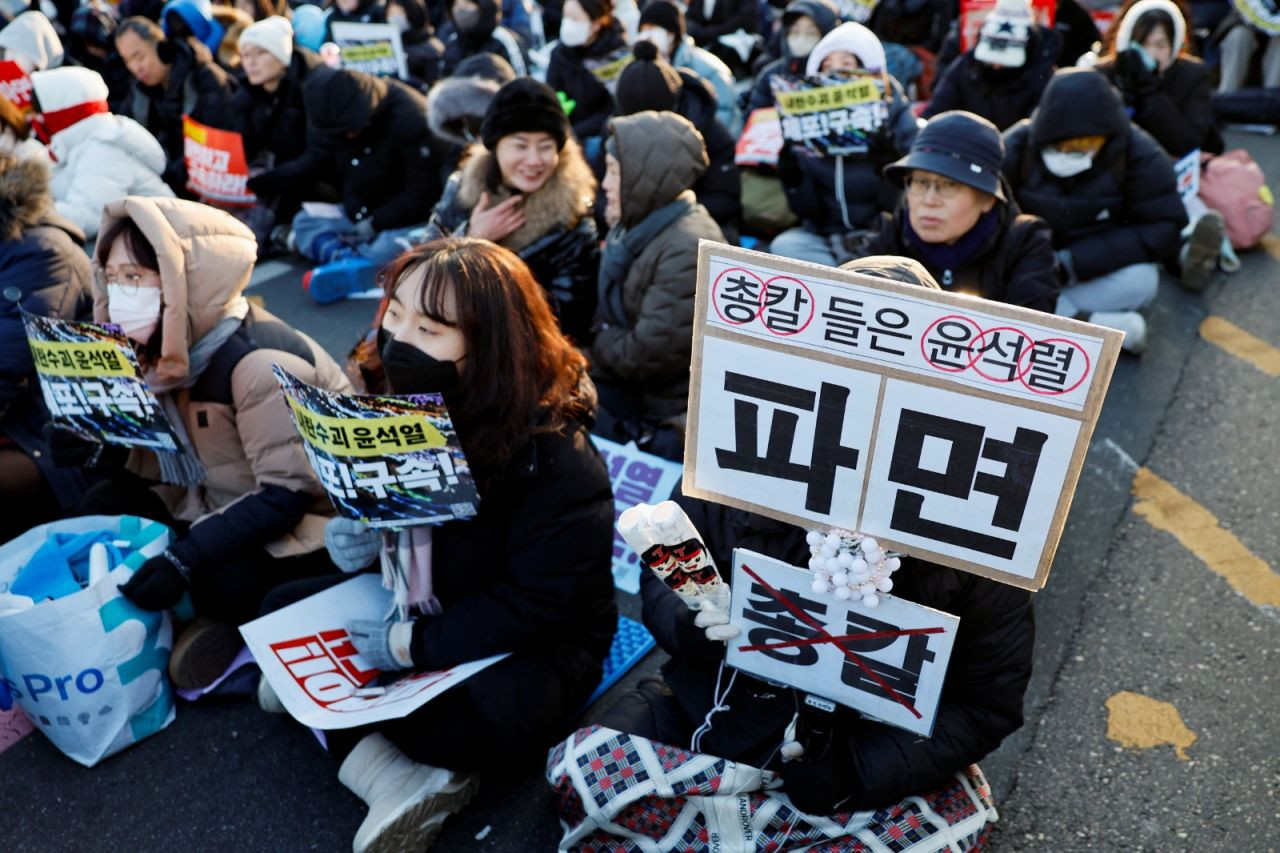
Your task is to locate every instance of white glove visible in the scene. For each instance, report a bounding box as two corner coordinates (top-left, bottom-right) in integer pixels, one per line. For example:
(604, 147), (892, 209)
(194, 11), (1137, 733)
(695, 603), (741, 642)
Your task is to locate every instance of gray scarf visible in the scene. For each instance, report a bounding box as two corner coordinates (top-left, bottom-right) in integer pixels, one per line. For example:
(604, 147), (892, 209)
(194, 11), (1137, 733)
(145, 300), (249, 487)
(597, 191), (697, 329)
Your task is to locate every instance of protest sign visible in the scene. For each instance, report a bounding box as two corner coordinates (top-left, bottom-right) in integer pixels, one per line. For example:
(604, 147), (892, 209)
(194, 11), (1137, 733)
(734, 107), (784, 167)
(274, 366), (479, 529)
(725, 549), (957, 736)
(586, 45), (633, 94)
(240, 574), (507, 729)
(959, 0), (1055, 51)
(1175, 148), (1202, 203)
(182, 115), (255, 207)
(331, 22), (408, 78)
(0, 60), (32, 115)
(771, 71), (889, 157)
(591, 436), (684, 593)
(22, 310), (179, 451)
(683, 242), (1124, 590)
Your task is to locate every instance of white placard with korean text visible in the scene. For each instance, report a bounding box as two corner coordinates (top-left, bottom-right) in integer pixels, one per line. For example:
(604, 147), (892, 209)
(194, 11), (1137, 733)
(685, 242), (1123, 589)
(725, 549), (958, 737)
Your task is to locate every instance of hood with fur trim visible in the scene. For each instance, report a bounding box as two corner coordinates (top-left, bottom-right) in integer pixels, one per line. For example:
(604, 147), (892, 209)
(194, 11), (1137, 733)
(426, 74), (501, 148)
(0, 155), (54, 242)
(0, 11), (64, 72)
(92, 196), (257, 384)
(454, 136), (596, 250)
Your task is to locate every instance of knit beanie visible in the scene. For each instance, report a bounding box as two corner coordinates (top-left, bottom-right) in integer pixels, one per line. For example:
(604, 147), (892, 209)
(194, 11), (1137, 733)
(638, 0), (685, 42)
(974, 0), (1032, 68)
(615, 41), (682, 115)
(240, 15), (293, 67)
(480, 77), (571, 150)
(291, 4), (326, 52)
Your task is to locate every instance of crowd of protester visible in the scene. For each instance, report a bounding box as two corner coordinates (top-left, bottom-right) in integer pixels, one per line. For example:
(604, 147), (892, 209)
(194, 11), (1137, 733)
(0, 0), (1271, 849)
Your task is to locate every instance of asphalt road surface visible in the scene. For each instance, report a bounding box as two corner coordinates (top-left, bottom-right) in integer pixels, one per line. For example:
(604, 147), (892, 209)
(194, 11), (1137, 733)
(3, 132), (1277, 852)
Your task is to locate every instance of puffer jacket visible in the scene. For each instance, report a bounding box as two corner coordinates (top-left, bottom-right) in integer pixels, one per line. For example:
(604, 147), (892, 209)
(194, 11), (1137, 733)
(546, 21), (629, 142)
(746, 0), (840, 113)
(590, 111), (725, 424)
(230, 47), (327, 178)
(91, 197), (352, 565)
(676, 69), (742, 235)
(39, 110), (174, 238)
(672, 36), (742, 135)
(423, 138), (600, 341)
(924, 28), (1062, 132)
(303, 68), (441, 230)
(1003, 68), (1187, 281)
(1095, 56), (1223, 159)
(0, 156), (92, 507)
(779, 77), (920, 235)
(440, 0), (529, 78)
(0, 11), (64, 71)
(686, 0), (757, 46)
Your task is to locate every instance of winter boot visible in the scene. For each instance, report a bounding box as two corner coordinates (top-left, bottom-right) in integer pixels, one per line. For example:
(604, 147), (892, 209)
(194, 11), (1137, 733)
(167, 618), (244, 690)
(338, 733), (479, 853)
(1181, 210), (1225, 292)
(304, 256), (378, 304)
(1089, 310), (1148, 355)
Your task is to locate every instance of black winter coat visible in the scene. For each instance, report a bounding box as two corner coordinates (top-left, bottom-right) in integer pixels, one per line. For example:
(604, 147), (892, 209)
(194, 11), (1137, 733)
(304, 69), (442, 230)
(440, 25), (530, 78)
(745, 0), (841, 113)
(856, 199), (1060, 311)
(231, 49), (331, 190)
(643, 492), (1034, 813)
(546, 23), (629, 141)
(1003, 69), (1187, 281)
(1095, 55), (1224, 158)
(925, 28), (1062, 132)
(676, 70), (742, 232)
(125, 38), (238, 196)
(407, 416), (617, 705)
(686, 0), (757, 45)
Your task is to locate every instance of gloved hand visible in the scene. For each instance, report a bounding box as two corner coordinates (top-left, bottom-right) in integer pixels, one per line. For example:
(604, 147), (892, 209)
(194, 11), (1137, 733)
(43, 423), (101, 467)
(119, 552), (188, 611)
(246, 170), (284, 199)
(695, 602), (742, 642)
(864, 124), (899, 172)
(324, 517), (380, 572)
(347, 619), (415, 671)
(1116, 47), (1159, 101)
(350, 217), (377, 243)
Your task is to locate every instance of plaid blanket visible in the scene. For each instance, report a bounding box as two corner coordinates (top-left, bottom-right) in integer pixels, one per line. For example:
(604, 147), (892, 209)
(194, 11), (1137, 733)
(547, 725), (997, 852)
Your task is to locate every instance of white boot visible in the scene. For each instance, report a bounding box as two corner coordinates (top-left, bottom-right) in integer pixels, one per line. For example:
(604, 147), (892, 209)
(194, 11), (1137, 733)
(1089, 311), (1148, 355)
(338, 733), (479, 853)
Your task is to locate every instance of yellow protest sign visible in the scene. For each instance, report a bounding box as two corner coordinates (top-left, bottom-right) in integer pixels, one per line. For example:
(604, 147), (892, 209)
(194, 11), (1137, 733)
(30, 338), (133, 378)
(285, 395), (447, 458)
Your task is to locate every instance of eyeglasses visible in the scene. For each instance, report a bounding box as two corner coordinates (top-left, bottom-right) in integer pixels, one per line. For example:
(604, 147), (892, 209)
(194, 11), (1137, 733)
(101, 266), (160, 295)
(903, 175), (963, 199)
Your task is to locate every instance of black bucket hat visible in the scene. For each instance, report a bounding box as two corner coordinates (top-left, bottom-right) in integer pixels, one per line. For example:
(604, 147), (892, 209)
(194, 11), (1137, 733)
(883, 110), (1006, 201)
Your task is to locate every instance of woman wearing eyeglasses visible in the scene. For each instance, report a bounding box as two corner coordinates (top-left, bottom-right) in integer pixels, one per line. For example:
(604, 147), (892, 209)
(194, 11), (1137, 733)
(46, 196), (351, 689)
(850, 110), (1060, 313)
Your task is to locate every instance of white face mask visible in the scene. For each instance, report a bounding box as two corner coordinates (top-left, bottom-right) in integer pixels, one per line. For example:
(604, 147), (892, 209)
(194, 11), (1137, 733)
(559, 17), (593, 47)
(1041, 147), (1094, 178)
(639, 28), (673, 55)
(787, 33), (820, 58)
(107, 284), (163, 344)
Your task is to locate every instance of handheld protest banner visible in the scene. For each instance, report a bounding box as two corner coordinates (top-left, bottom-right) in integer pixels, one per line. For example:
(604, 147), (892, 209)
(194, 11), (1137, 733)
(593, 436), (685, 593)
(182, 115), (256, 207)
(726, 548), (959, 737)
(683, 241), (1124, 591)
(0, 60), (33, 116)
(272, 365), (480, 528)
(21, 309), (181, 450)
(330, 22), (408, 78)
(770, 70), (890, 158)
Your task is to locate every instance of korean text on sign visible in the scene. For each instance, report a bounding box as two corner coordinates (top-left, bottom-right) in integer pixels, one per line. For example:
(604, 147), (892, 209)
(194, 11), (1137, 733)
(771, 71), (888, 157)
(685, 243), (1123, 589)
(331, 22), (408, 78)
(182, 115), (255, 206)
(725, 549), (958, 736)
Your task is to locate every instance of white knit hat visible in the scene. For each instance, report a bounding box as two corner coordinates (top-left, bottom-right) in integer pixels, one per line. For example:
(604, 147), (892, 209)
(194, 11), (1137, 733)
(30, 66), (109, 114)
(239, 15), (293, 67)
(975, 0), (1032, 68)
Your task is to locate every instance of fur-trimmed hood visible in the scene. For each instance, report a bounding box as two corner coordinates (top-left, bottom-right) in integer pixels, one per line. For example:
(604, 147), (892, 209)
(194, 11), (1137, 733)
(0, 156), (54, 242)
(454, 137), (596, 251)
(426, 75), (501, 148)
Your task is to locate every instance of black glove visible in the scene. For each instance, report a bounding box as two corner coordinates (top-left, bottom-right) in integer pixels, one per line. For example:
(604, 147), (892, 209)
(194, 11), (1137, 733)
(247, 170), (284, 199)
(777, 723), (858, 814)
(118, 552), (188, 611)
(1116, 48), (1159, 101)
(42, 423), (128, 469)
(672, 605), (729, 667)
(865, 124), (899, 172)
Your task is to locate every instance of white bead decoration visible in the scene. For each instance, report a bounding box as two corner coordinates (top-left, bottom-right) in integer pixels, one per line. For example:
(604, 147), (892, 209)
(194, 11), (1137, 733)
(802, 527), (904, 609)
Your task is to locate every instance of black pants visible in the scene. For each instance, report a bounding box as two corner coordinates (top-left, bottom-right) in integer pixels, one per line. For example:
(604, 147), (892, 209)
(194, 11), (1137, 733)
(79, 476), (338, 625)
(596, 675), (697, 747)
(262, 574), (595, 771)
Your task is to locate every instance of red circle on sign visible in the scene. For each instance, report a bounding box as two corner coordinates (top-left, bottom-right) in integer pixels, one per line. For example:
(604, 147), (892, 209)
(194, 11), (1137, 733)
(919, 314), (984, 373)
(758, 275), (816, 336)
(1016, 337), (1092, 395)
(966, 325), (1036, 383)
(711, 267), (765, 326)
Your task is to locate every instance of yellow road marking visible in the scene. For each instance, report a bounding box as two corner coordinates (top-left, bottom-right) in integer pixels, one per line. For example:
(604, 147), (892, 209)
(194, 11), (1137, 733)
(1132, 467), (1280, 609)
(1105, 691), (1197, 760)
(1199, 316), (1280, 377)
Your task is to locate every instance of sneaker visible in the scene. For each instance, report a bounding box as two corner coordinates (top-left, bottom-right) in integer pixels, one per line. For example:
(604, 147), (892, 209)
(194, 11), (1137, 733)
(1089, 310), (1148, 355)
(305, 256), (378, 305)
(257, 674), (286, 714)
(168, 619), (244, 690)
(1181, 211), (1224, 292)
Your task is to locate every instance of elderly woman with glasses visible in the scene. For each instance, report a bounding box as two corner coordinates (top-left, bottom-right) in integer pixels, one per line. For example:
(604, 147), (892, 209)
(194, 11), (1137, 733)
(850, 110), (1060, 313)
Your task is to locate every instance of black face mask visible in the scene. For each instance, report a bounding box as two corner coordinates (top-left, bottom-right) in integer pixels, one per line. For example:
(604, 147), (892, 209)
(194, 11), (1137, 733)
(379, 330), (462, 397)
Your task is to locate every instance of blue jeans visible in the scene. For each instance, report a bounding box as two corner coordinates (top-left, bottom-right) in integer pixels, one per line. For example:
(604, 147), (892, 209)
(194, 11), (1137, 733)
(291, 210), (424, 266)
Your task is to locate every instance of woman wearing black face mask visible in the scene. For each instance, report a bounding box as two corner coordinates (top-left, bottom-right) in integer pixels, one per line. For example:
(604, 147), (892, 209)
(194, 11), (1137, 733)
(259, 237), (617, 853)
(440, 0), (530, 77)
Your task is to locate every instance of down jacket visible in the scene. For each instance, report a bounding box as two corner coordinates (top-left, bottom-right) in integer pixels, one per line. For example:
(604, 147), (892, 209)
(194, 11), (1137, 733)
(423, 138), (600, 342)
(230, 47), (329, 186)
(1003, 69), (1187, 281)
(590, 111), (725, 424)
(924, 28), (1062, 132)
(546, 21), (629, 142)
(1095, 55), (1223, 159)
(91, 197), (352, 565)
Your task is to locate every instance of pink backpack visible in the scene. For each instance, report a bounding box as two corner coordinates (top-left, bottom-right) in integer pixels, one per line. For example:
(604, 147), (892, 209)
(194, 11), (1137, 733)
(1198, 149), (1275, 249)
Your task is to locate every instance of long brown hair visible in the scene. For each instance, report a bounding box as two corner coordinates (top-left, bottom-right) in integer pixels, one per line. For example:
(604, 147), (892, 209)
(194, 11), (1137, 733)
(372, 237), (591, 475)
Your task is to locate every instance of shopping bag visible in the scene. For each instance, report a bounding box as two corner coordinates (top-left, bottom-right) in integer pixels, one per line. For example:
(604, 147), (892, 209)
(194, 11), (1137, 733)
(0, 515), (175, 767)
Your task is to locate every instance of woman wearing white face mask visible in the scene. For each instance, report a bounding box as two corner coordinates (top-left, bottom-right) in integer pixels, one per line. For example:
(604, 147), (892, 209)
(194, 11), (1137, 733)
(1003, 68), (1187, 354)
(745, 0), (839, 113)
(545, 0), (628, 146)
(47, 196), (353, 690)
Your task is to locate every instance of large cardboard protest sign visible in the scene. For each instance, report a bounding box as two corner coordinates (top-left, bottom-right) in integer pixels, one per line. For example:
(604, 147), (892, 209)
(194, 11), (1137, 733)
(0, 60), (32, 115)
(241, 574), (507, 729)
(182, 115), (255, 207)
(726, 549), (958, 736)
(771, 71), (889, 158)
(22, 311), (179, 451)
(959, 0), (1056, 51)
(331, 22), (408, 78)
(592, 436), (684, 593)
(683, 242), (1123, 590)
(274, 366), (479, 529)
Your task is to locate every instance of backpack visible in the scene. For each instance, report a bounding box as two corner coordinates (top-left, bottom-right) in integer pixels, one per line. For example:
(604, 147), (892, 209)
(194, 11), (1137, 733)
(1198, 149), (1275, 249)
